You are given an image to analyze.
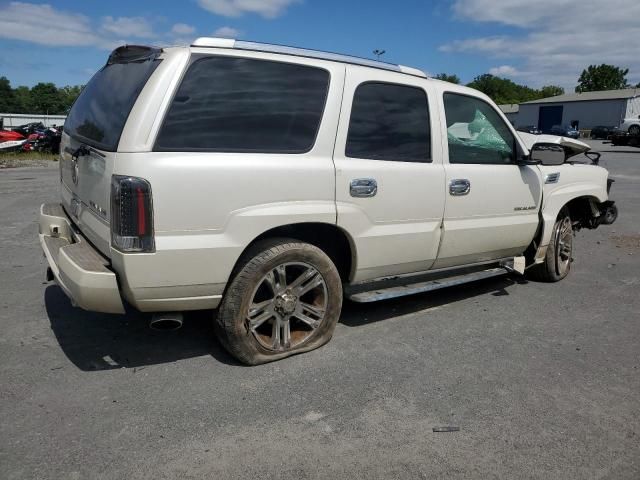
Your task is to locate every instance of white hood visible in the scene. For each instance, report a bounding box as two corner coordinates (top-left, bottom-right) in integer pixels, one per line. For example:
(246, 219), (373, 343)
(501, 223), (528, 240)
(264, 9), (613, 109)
(517, 132), (591, 158)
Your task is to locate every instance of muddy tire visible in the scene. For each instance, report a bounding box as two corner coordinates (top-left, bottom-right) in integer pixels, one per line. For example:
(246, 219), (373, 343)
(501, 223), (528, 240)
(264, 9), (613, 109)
(527, 208), (573, 282)
(214, 238), (343, 365)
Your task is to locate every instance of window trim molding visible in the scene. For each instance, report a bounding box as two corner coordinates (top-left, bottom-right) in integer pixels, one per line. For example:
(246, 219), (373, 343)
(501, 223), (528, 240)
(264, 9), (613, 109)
(153, 54), (331, 154)
(345, 80), (433, 163)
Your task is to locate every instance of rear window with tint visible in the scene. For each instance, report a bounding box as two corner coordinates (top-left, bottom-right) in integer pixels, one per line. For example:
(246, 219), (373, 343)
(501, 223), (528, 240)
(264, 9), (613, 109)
(154, 56), (330, 153)
(65, 58), (160, 151)
(346, 82), (431, 162)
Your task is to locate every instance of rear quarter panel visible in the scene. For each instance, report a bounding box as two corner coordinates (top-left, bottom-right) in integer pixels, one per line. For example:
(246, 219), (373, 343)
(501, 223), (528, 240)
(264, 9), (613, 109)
(111, 49), (346, 309)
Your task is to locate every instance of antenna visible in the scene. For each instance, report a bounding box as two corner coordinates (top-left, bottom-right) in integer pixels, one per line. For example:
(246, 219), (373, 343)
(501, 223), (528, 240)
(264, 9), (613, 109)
(373, 49), (386, 61)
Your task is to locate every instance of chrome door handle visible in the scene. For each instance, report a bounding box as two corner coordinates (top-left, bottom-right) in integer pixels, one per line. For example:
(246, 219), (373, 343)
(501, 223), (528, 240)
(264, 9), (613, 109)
(449, 179), (470, 196)
(350, 178), (378, 198)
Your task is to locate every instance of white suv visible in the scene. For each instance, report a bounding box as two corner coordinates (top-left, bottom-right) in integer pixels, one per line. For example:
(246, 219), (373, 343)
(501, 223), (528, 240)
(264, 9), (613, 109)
(39, 38), (617, 364)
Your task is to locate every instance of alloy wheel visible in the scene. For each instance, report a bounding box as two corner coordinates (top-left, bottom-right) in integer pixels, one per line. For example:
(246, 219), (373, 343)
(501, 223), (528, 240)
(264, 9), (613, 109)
(246, 262), (328, 351)
(555, 217), (573, 275)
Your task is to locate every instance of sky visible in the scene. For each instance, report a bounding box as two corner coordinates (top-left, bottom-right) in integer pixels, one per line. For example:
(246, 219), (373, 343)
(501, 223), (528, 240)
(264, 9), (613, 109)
(0, 0), (639, 90)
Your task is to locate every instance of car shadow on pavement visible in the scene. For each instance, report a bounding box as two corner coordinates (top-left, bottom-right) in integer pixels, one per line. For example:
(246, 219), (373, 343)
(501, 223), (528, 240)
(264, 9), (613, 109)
(46, 275), (526, 370)
(44, 285), (241, 371)
(340, 275), (525, 327)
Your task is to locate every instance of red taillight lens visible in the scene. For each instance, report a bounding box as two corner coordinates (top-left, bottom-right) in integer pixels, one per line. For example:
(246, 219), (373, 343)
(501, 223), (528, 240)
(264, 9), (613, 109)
(111, 175), (154, 252)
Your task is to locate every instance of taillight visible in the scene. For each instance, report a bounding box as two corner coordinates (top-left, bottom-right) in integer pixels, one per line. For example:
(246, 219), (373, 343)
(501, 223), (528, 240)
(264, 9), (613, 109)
(111, 175), (154, 252)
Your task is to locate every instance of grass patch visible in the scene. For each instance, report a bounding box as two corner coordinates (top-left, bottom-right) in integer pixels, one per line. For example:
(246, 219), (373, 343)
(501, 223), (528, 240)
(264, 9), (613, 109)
(0, 151), (59, 161)
(0, 151), (58, 168)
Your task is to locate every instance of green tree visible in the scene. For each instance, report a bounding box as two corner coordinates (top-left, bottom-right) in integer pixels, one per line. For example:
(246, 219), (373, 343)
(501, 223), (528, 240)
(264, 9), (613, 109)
(0, 76), (16, 112)
(29, 82), (64, 114)
(575, 64), (629, 92)
(466, 74), (540, 104)
(434, 73), (460, 84)
(59, 85), (83, 113)
(0, 78), (84, 114)
(13, 86), (33, 113)
(539, 85), (564, 98)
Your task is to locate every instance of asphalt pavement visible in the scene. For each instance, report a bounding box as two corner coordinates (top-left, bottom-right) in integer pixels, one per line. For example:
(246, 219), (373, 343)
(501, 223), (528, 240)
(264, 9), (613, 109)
(1, 140), (638, 479)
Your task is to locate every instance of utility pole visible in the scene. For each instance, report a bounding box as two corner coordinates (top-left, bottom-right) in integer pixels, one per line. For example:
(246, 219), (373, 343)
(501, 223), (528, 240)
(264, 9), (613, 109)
(373, 49), (386, 61)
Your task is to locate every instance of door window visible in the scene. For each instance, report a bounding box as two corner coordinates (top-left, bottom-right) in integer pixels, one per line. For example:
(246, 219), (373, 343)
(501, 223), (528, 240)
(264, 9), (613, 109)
(443, 93), (516, 164)
(346, 82), (430, 162)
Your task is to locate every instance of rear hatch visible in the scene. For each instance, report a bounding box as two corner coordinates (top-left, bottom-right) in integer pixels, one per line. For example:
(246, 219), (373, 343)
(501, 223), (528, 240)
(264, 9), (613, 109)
(60, 45), (161, 257)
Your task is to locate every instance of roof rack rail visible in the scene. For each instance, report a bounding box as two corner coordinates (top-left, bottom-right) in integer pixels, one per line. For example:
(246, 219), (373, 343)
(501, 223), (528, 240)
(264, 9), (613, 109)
(191, 37), (427, 78)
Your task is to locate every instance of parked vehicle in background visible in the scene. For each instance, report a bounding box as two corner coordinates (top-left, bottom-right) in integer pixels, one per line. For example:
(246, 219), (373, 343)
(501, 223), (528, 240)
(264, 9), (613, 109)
(1, 123), (62, 154)
(0, 129), (27, 152)
(516, 125), (542, 135)
(610, 125), (640, 147)
(39, 38), (617, 365)
(11, 122), (46, 137)
(619, 116), (640, 136)
(22, 126), (62, 154)
(550, 124), (580, 139)
(590, 125), (621, 140)
(0, 130), (25, 143)
(0, 138), (27, 152)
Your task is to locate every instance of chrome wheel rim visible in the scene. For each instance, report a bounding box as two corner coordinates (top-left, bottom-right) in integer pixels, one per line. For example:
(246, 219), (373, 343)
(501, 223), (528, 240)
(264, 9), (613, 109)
(246, 262), (328, 352)
(556, 217), (573, 275)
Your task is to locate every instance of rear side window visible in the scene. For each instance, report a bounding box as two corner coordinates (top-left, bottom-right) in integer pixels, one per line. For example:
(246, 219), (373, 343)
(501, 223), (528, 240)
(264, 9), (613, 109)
(65, 56), (160, 151)
(155, 56), (330, 153)
(346, 82), (430, 162)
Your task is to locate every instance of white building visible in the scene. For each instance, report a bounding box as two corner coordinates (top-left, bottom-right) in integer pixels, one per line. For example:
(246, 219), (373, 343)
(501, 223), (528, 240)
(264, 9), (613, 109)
(0, 113), (67, 129)
(516, 89), (640, 132)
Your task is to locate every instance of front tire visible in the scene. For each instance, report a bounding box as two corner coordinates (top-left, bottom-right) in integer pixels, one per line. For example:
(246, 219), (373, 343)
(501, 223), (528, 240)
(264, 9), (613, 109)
(629, 125), (640, 136)
(527, 208), (573, 282)
(215, 238), (343, 365)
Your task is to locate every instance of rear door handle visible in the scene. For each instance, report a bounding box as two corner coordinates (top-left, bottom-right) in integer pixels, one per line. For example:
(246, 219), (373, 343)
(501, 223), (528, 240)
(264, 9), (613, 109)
(449, 179), (470, 196)
(350, 178), (378, 198)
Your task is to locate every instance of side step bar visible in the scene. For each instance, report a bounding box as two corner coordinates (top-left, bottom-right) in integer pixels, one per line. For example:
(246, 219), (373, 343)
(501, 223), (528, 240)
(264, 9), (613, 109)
(347, 258), (522, 303)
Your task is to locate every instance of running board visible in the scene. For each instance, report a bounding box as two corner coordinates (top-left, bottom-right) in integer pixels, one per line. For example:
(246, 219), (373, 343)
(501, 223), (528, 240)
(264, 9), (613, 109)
(347, 267), (510, 303)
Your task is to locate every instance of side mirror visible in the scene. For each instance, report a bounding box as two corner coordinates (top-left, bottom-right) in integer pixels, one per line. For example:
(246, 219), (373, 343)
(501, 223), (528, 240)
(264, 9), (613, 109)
(530, 143), (565, 166)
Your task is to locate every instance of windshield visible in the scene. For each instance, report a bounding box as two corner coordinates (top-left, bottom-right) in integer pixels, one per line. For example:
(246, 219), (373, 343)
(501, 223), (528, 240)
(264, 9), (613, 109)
(64, 55), (160, 151)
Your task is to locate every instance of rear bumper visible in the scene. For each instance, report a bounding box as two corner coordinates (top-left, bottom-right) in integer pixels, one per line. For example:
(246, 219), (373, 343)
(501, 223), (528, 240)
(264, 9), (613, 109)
(39, 203), (125, 314)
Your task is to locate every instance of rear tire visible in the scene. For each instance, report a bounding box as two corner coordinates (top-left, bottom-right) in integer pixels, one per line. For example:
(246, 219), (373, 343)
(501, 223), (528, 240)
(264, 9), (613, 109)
(629, 125), (640, 136)
(527, 208), (573, 282)
(214, 238), (343, 365)
(601, 204), (618, 225)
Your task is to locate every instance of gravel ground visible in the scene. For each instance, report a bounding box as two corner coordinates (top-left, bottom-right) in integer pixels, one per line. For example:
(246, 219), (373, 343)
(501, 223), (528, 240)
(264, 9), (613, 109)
(0, 154), (58, 169)
(0, 141), (638, 479)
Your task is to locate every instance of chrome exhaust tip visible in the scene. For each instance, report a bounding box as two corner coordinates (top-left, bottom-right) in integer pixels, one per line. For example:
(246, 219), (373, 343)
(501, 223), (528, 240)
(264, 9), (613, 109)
(149, 312), (184, 331)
